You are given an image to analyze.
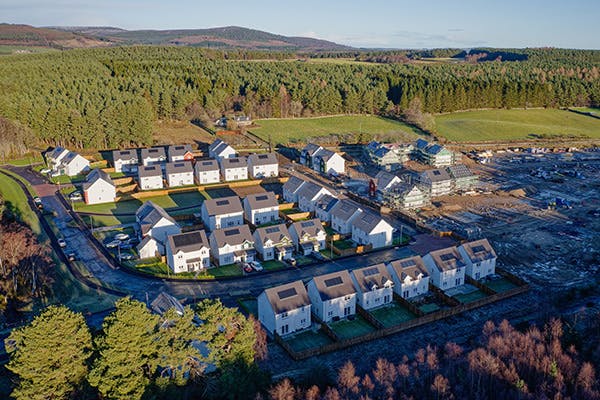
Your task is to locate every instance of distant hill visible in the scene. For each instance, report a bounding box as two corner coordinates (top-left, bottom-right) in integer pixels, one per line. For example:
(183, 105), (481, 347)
(0, 23), (113, 49)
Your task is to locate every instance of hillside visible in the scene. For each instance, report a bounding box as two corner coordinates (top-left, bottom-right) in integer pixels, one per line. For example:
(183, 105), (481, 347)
(0, 23), (113, 49)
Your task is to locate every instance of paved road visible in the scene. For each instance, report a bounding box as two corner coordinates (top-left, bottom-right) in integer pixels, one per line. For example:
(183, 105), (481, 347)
(3, 165), (424, 306)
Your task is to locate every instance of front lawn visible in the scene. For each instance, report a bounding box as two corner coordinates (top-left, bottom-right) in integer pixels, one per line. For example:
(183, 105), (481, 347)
(333, 239), (355, 250)
(262, 260), (288, 271)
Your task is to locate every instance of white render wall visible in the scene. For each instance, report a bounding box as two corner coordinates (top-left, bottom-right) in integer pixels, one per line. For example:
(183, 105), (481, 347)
(322, 155), (345, 175)
(307, 281), (356, 323)
(350, 278), (393, 310)
(195, 169), (220, 185)
(222, 166), (248, 182)
(386, 266), (430, 299)
(246, 207), (278, 226)
(457, 248), (496, 280)
(64, 155), (90, 176)
(201, 209), (243, 231)
(139, 175), (164, 190)
(167, 171), (194, 187)
(166, 247), (211, 273)
(114, 158), (138, 173)
(257, 292), (311, 336)
(84, 180), (116, 205)
(249, 164), (278, 179)
(351, 221), (393, 249)
(210, 242), (255, 266)
(422, 255), (466, 290)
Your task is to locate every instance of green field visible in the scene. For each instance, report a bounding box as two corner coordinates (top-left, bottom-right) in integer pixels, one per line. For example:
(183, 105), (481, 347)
(572, 107), (600, 115)
(435, 109), (600, 142)
(249, 115), (422, 144)
(0, 170), (41, 234)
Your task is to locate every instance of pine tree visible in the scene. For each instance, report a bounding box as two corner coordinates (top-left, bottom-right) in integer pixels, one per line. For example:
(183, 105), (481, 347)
(6, 306), (92, 400)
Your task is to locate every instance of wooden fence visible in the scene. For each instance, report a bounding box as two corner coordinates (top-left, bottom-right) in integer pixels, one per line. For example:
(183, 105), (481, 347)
(279, 268), (529, 360)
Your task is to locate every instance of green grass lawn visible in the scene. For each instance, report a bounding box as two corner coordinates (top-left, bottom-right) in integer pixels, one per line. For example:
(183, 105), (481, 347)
(485, 277), (519, 293)
(333, 239), (355, 250)
(453, 289), (488, 303)
(369, 303), (417, 327)
(285, 329), (334, 352)
(330, 315), (376, 340)
(262, 260), (287, 271)
(237, 298), (258, 317)
(572, 107), (599, 115)
(435, 109), (600, 142)
(0, 169), (41, 234)
(249, 115), (422, 145)
(3, 154), (44, 166)
(419, 303), (441, 314)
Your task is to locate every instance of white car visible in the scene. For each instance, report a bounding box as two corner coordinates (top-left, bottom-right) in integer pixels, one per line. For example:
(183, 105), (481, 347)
(114, 233), (130, 241)
(105, 240), (121, 249)
(57, 238), (67, 248)
(249, 261), (263, 272)
(40, 168), (51, 174)
(118, 253), (134, 261)
(69, 191), (83, 201)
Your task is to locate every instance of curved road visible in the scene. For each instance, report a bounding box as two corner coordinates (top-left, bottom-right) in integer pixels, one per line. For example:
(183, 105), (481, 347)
(4, 165), (418, 306)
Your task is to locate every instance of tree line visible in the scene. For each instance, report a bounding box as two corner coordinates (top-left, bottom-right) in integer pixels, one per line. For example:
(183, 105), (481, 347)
(0, 47), (598, 151)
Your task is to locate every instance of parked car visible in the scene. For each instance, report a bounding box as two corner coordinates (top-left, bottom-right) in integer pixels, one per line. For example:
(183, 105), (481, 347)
(249, 261), (263, 272)
(67, 252), (76, 261)
(105, 240), (121, 249)
(114, 233), (130, 241)
(57, 238), (67, 248)
(40, 168), (51, 174)
(242, 263), (253, 273)
(118, 253), (134, 261)
(119, 242), (134, 250)
(68, 191), (83, 201)
(287, 258), (297, 267)
(33, 197), (43, 209)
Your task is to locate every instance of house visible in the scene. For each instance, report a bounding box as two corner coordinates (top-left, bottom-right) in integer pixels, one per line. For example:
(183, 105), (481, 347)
(165, 161), (194, 187)
(330, 199), (363, 234)
(247, 153), (279, 179)
(382, 183), (430, 210)
(168, 144), (194, 162)
(365, 141), (413, 171)
(208, 139), (236, 161)
(243, 192), (279, 226)
(288, 218), (326, 255)
(306, 270), (356, 323)
(135, 201), (181, 258)
(351, 212), (393, 249)
(220, 156), (248, 182)
(209, 225), (255, 266)
(112, 149), (138, 173)
(297, 182), (332, 213)
(457, 239), (497, 280)
(414, 139), (455, 167)
(420, 168), (453, 197)
(47, 148), (90, 177)
(138, 165), (164, 190)
(313, 149), (345, 175)
(82, 169), (116, 205)
(300, 143), (323, 168)
(314, 194), (339, 223)
(253, 223), (294, 261)
(194, 159), (220, 185)
(282, 175), (306, 204)
(375, 170), (402, 193)
(201, 196), (244, 231)
(350, 264), (394, 310)
(258, 280), (311, 336)
(234, 115), (252, 126)
(422, 246), (467, 290)
(387, 256), (430, 299)
(166, 230), (211, 273)
(46, 147), (69, 170)
(447, 164), (478, 192)
(150, 292), (185, 316)
(141, 147), (167, 166)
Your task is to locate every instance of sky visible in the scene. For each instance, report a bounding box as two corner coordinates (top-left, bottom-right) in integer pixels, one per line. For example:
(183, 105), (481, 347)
(1, 0), (599, 49)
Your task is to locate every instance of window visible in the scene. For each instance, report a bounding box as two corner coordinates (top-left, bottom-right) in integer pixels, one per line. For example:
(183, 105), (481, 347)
(328, 311), (333, 316)
(455, 278), (461, 286)
(281, 325), (289, 335)
(403, 290), (409, 298)
(281, 312), (288, 319)
(301, 319), (306, 324)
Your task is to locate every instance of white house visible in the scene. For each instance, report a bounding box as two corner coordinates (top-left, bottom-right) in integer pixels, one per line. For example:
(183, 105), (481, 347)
(82, 169), (116, 205)
(423, 246), (467, 290)
(300, 143), (323, 169)
(297, 182), (332, 213)
(220, 156), (248, 182)
(141, 147), (167, 166)
(247, 153), (279, 179)
(194, 159), (220, 185)
(208, 139), (236, 160)
(314, 194), (339, 224)
(457, 239), (497, 280)
(307, 270), (356, 323)
(382, 183), (430, 210)
(209, 224), (255, 266)
(243, 192), (279, 226)
(258, 280), (311, 336)
(50, 150), (90, 177)
(447, 164), (478, 192)
(138, 165), (164, 190)
(387, 256), (430, 299)
(253, 223), (294, 261)
(330, 200), (363, 234)
(168, 144), (194, 162)
(201, 196), (244, 231)
(351, 212), (394, 249)
(165, 161), (194, 187)
(166, 230), (211, 273)
(375, 170), (402, 193)
(420, 168), (453, 197)
(282, 176), (306, 204)
(313, 149), (345, 175)
(135, 201), (181, 258)
(46, 147), (69, 171)
(350, 263), (394, 310)
(112, 149), (138, 173)
(288, 218), (326, 255)
(415, 139), (455, 167)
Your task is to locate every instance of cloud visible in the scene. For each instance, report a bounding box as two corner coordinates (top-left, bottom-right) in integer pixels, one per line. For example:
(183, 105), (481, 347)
(391, 30), (486, 48)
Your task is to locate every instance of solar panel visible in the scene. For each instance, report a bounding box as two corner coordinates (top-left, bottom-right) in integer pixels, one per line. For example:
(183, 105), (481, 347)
(277, 287), (297, 300)
(175, 146), (184, 150)
(216, 200), (229, 206)
(265, 227), (280, 234)
(363, 267), (379, 277)
(324, 277), (343, 287)
(172, 231), (201, 247)
(224, 229), (239, 236)
(400, 259), (416, 268)
(255, 195), (268, 201)
(174, 163), (184, 167)
(149, 149), (159, 153)
(202, 161), (213, 165)
(229, 159), (240, 163)
(258, 154), (268, 159)
(472, 245), (486, 253)
(433, 170), (441, 175)
(300, 221), (314, 228)
(440, 253), (455, 262)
